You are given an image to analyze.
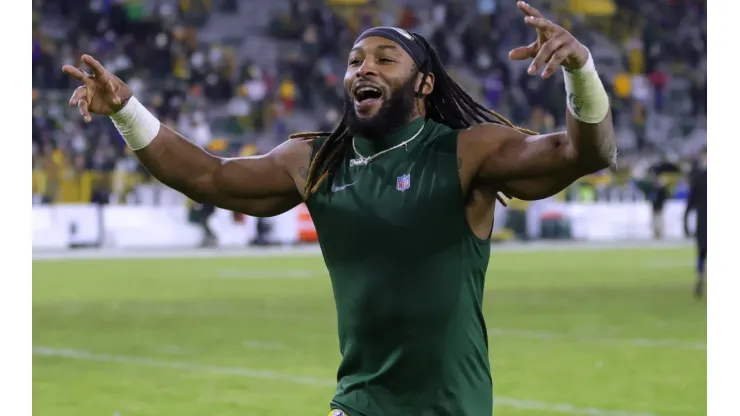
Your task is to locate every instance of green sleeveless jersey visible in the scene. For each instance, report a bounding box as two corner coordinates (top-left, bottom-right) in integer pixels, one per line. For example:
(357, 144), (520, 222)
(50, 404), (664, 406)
(306, 118), (493, 416)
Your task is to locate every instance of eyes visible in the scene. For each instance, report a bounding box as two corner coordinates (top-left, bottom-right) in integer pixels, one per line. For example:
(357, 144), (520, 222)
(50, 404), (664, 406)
(348, 57), (395, 67)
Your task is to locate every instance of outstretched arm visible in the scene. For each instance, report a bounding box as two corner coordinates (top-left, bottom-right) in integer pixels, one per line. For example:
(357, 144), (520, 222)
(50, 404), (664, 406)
(63, 55), (311, 216)
(459, 111), (615, 201)
(459, 2), (616, 201)
(133, 126), (311, 215)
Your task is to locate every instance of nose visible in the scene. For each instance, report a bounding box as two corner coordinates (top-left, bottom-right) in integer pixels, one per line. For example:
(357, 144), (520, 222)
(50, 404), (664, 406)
(356, 60), (378, 78)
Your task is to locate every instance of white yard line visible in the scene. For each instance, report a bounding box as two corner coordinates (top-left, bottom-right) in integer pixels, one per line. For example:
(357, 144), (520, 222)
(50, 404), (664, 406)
(33, 346), (664, 416)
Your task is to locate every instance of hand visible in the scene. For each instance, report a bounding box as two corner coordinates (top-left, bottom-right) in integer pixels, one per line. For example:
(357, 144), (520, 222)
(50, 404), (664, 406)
(61, 55), (133, 122)
(509, 1), (590, 79)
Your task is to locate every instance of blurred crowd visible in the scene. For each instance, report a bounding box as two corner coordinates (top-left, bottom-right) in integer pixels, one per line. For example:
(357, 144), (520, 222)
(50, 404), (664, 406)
(32, 0), (706, 206)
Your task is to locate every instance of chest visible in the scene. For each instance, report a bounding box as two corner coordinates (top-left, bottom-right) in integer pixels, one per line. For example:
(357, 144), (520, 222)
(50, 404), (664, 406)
(306, 144), (462, 249)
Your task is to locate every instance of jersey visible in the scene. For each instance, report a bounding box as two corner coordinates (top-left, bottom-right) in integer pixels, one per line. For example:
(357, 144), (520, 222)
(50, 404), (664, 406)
(305, 117), (493, 416)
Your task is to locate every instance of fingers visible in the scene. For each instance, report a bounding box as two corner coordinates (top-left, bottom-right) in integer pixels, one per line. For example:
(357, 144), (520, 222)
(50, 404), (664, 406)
(69, 86), (86, 106)
(80, 55), (121, 104)
(509, 42), (538, 61)
(519, 1), (548, 43)
(107, 78), (121, 105)
(81, 54), (107, 78)
(69, 86), (91, 123)
(525, 16), (558, 33)
(61, 65), (91, 83)
(541, 47), (571, 79)
(517, 1), (544, 18)
(78, 96), (91, 123)
(528, 34), (570, 77)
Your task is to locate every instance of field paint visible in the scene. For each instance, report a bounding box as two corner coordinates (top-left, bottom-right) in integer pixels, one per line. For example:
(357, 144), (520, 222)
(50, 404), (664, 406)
(32, 240), (691, 262)
(33, 346), (328, 385)
(494, 397), (658, 416)
(33, 346), (662, 416)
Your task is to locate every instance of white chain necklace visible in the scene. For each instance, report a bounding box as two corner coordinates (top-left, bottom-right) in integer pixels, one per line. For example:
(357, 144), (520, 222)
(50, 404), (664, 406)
(350, 122), (426, 167)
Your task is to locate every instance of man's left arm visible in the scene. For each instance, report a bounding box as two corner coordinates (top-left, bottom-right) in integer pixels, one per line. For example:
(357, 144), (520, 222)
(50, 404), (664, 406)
(459, 2), (617, 201)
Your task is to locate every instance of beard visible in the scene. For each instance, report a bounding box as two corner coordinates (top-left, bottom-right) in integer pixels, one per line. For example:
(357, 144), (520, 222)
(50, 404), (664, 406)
(344, 75), (418, 141)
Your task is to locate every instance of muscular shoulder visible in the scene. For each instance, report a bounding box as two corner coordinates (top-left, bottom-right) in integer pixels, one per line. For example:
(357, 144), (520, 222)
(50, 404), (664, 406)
(272, 137), (315, 187)
(456, 124), (527, 164)
(455, 123), (527, 185)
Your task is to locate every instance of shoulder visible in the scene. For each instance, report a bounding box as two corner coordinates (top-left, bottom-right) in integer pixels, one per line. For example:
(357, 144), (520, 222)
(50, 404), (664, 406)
(457, 123), (528, 148)
(263, 136), (317, 185)
(455, 123), (528, 164)
(270, 137), (314, 165)
(421, 120), (461, 154)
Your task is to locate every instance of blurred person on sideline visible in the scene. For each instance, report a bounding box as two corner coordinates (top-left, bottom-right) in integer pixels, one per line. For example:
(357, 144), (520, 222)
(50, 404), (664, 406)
(649, 173), (668, 240)
(684, 146), (707, 298)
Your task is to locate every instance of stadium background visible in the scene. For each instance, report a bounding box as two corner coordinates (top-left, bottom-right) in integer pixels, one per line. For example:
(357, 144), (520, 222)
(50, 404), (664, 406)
(32, 0), (707, 415)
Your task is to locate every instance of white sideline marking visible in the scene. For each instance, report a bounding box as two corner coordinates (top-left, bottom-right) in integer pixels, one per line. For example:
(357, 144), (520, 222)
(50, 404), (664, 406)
(33, 346), (328, 385)
(33, 346), (661, 416)
(32, 240), (691, 261)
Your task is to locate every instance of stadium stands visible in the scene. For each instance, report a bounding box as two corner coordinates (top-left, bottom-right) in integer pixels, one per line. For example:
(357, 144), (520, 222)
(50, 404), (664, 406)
(32, 0), (705, 205)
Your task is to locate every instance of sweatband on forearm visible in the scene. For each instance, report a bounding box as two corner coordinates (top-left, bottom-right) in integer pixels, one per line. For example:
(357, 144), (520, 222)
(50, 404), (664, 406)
(109, 96), (161, 150)
(562, 50), (610, 124)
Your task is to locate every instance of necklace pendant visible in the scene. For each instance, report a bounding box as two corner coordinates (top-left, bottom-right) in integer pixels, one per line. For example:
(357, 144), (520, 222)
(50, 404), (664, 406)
(350, 157), (368, 167)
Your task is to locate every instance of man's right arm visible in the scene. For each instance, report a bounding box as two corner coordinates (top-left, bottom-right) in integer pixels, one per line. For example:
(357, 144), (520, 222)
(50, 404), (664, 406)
(134, 124), (312, 216)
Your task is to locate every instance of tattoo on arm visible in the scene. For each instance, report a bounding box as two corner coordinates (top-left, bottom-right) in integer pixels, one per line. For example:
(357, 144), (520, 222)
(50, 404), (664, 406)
(299, 167), (308, 180)
(568, 93), (582, 118)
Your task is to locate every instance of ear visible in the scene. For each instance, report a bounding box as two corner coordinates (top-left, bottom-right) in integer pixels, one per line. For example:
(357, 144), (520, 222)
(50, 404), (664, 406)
(415, 72), (435, 96)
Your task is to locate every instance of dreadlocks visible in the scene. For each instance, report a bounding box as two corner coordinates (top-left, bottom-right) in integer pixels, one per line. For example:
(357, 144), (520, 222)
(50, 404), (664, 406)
(290, 34), (537, 198)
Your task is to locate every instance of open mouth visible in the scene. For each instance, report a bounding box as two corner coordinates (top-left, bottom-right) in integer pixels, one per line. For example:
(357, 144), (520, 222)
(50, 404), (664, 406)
(354, 86), (383, 104)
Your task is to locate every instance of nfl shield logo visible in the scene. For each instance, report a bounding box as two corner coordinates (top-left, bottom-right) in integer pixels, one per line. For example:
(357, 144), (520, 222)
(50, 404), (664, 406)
(396, 174), (411, 192)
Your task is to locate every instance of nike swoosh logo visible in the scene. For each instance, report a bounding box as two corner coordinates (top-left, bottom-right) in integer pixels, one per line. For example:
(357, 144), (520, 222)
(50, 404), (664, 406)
(331, 181), (358, 192)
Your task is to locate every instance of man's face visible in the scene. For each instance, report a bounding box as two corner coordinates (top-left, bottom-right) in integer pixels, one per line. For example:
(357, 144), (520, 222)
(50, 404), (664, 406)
(343, 36), (431, 139)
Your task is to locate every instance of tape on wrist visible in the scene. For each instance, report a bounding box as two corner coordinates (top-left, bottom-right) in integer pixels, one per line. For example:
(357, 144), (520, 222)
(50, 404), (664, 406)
(109, 96), (161, 150)
(562, 50), (610, 124)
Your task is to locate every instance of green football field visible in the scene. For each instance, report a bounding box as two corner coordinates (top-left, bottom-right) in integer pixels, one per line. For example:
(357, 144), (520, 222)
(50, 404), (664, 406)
(32, 245), (706, 416)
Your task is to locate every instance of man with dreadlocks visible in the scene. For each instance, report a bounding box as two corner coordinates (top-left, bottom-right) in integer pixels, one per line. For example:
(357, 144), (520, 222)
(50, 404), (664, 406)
(63, 2), (616, 415)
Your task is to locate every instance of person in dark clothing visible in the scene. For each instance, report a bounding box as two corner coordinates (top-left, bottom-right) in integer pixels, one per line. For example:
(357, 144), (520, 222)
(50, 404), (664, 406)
(650, 157), (680, 239)
(650, 174), (669, 239)
(684, 147), (707, 298)
(188, 201), (217, 247)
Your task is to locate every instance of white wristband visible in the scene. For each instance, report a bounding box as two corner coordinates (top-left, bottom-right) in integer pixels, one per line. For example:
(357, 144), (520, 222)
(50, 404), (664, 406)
(562, 50), (610, 124)
(109, 96), (161, 150)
